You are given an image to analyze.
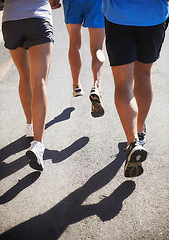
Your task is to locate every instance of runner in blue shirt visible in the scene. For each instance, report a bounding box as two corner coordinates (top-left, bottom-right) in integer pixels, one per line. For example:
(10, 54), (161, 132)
(102, 0), (169, 177)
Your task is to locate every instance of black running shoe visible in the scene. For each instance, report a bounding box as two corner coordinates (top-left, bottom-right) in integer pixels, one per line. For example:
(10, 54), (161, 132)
(124, 139), (147, 177)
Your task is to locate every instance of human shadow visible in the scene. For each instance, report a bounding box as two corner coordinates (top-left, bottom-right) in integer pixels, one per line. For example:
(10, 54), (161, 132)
(0, 137), (89, 181)
(0, 107), (76, 180)
(44, 136), (89, 163)
(0, 136), (31, 163)
(0, 107), (75, 163)
(0, 172), (41, 204)
(0, 142), (135, 240)
(45, 107), (75, 130)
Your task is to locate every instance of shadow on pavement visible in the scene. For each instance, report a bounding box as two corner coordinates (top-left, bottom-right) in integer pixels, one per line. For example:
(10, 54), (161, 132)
(0, 107), (75, 162)
(0, 136), (89, 181)
(0, 142), (136, 240)
(0, 107), (82, 181)
(45, 107), (75, 130)
(0, 172), (41, 204)
(44, 136), (89, 163)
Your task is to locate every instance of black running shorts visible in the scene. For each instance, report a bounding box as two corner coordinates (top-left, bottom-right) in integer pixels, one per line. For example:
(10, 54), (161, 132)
(2, 18), (54, 50)
(105, 18), (167, 66)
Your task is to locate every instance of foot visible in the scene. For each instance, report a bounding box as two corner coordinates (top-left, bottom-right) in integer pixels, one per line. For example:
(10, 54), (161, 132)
(26, 123), (34, 141)
(138, 124), (146, 145)
(73, 85), (84, 97)
(89, 87), (104, 118)
(124, 139), (147, 177)
(26, 141), (45, 171)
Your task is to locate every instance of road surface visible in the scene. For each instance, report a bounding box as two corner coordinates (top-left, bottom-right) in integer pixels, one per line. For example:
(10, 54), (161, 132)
(0, 8), (169, 240)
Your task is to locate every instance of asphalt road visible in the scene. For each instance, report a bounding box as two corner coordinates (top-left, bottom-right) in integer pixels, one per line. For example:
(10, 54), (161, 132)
(0, 8), (169, 240)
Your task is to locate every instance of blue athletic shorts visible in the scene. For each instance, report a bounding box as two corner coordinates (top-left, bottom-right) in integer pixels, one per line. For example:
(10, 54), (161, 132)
(63, 0), (105, 28)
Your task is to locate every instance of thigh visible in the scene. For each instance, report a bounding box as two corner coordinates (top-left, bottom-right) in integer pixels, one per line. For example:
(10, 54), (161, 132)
(112, 63), (134, 87)
(28, 42), (52, 87)
(134, 61), (153, 82)
(66, 24), (82, 47)
(9, 48), (30, 78)
(88, 28), (105, 53)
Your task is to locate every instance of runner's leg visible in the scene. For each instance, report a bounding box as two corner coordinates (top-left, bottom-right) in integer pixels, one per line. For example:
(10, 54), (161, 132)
(66, 24), (82, 88)
(9, 48), (32, 124)
(28, 42), (52, 143)
(88, 28), (105, 89)
(134, 61), (153, 132)
(112, 63), (138, 145)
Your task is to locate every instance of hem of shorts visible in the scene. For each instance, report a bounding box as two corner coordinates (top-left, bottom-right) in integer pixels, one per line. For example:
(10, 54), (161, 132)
(65, 21), (105, 28)
(4, 43), (20, 50)
(83, 24), (105, 28)
(109, 59), (136, 67)
(137, 57), (159, 64)
(25, 38), (54, 49)
(109, 57), (158, 66)
(4, 38), (54, 50)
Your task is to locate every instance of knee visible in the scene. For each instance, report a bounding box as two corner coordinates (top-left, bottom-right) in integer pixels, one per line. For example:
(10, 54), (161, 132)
(31, 77), (47, 90)
(91, 50), (105, 70)
(19, 71), (30, 83)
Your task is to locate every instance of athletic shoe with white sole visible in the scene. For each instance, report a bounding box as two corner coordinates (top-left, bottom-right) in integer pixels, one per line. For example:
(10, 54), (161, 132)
(26, 141), (45, 171)
(138, 124), (146, 145)
(73, 85), (84, 97)
(89, 86), (104, 118)
(124, 139), (147, 177)
(26, 123), (34, 141)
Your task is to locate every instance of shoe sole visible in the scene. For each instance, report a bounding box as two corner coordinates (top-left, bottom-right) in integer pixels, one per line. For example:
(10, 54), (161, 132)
(73, 92), (84, 97)
(124, 148), (147, 177)
(26, 150), (43, 171)
(89, 94), (104, 118)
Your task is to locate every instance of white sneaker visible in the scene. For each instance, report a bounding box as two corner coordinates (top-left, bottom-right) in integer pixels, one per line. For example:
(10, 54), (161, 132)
(26, 141), (45, 171)
(26, 123), (34, 139)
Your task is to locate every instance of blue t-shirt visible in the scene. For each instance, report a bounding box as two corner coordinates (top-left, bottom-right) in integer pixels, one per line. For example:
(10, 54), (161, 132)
(102, 0), (169, 26)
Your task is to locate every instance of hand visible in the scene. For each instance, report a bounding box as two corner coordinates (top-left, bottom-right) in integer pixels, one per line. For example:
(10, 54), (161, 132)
(49, 0), (61, 9)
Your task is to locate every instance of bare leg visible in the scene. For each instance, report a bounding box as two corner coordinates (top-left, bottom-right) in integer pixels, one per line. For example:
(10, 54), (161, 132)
(28, 42), (52, 143)
(66, 24), (82, 88)
(112, 63), (138, 145)
(134, 61), (153, 132)
(88, 28), (105, 89)
(9, 48), (32, 124)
